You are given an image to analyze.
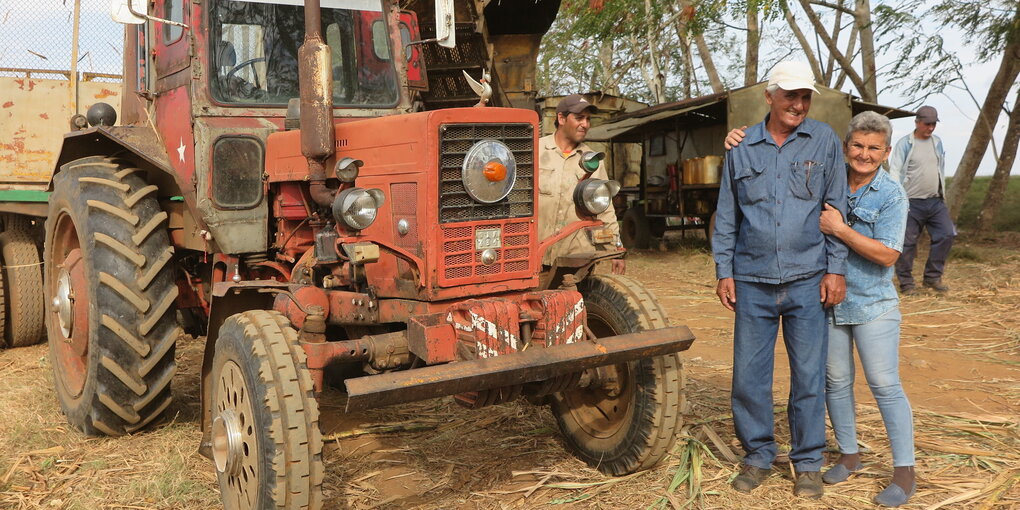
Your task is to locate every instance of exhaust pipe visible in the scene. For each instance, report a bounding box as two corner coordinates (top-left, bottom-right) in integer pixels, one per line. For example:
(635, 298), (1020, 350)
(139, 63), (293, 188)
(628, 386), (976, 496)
(299, 0), (337, 207)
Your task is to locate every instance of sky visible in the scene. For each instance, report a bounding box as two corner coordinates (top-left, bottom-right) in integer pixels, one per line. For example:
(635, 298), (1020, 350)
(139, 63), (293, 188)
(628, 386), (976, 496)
(867, 30), (1014, 178)
(2, 1), (1015, 178)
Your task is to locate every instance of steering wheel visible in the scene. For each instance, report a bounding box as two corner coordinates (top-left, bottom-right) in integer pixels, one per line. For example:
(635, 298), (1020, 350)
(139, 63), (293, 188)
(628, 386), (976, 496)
(225, 57), (267, 99)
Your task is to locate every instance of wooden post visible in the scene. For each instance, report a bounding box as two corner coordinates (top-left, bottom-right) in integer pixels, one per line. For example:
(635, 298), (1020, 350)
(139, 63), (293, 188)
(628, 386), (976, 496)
(70, 0), (81, 115)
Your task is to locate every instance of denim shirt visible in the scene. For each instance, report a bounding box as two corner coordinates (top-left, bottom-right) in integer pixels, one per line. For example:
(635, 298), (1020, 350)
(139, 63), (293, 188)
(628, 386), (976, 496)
(833, 170), (909, 325)
(713, 116), (848, 283)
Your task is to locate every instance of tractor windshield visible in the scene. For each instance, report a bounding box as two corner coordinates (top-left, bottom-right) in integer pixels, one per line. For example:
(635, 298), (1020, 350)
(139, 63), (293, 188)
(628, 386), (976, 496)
(210, 0), (399, 107)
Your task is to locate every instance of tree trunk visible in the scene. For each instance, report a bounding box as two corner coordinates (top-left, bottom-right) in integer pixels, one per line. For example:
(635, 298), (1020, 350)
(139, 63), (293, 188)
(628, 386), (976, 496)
(673, 3), (694, 97)
(745, 4), (760, 86)
(855, 0), (878, 100)
(796, 0), (870, 100)
(975, 87), (1020, 232)
(833, 24), (858, 90)
(783, 3), (823, 81)
(643, 0), (666, 103)
(676, 0), (723, 93)
(597, 38), (618, 95)
(946, 38), (1020, 220)
(822, 0), (844, 84)
(694, 33), (724, 93)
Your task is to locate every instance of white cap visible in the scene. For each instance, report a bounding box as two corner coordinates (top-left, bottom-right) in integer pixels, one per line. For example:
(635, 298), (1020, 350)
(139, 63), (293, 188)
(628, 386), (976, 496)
(768, 61), (819, 94)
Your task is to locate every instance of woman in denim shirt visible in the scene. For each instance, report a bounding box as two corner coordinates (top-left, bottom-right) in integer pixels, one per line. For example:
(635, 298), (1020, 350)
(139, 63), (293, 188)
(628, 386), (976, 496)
(817, 111), (913, 507)
(726, 111), (914, 506)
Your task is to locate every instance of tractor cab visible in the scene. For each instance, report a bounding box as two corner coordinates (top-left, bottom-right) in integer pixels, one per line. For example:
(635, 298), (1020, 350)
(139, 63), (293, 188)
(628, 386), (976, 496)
(207, 0), (401, 107)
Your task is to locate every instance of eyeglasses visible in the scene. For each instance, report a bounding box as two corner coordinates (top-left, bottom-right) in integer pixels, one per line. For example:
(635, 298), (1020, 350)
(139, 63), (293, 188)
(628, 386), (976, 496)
(847, 142), (887, 154)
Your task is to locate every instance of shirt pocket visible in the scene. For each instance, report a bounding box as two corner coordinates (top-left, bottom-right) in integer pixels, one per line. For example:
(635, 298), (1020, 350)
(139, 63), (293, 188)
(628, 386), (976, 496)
(538, 167), (556, 195)
(848, 205), (879, 235)
(734, 166), (769, 205)
(789, 160), (824, 201)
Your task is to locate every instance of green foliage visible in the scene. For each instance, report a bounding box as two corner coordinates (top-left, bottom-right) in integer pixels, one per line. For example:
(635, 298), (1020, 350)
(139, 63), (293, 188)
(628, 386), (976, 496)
(537, 0), (741, 103)
(952, 176), (1020, 233)
(928, 1), (1020, 61)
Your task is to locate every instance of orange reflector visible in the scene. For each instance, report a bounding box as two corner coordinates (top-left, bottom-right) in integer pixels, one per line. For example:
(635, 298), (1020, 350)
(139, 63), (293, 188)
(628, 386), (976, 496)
(483, 161), (507, 182)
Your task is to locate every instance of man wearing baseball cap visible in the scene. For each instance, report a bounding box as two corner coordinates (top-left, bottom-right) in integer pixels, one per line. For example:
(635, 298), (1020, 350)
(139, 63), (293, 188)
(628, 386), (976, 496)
(889, 105), (954, 294)
(537, 94), (624, 274)
(712, 61), (848, 498)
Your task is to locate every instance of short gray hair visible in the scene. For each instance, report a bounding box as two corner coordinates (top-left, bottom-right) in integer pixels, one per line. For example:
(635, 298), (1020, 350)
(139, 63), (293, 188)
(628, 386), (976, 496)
(846, 111), (892, 146)
(765, 84), (779, 96)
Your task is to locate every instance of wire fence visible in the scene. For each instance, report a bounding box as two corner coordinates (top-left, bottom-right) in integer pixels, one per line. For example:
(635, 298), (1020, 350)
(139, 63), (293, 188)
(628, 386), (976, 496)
(0, 0), (123, 80)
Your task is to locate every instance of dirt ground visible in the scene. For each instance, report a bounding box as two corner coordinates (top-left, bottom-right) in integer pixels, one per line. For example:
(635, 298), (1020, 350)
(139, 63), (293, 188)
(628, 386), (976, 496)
(1, 233), (1018, 509)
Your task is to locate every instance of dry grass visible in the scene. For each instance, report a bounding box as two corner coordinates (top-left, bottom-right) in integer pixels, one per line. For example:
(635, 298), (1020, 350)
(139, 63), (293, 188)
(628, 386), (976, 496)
(1, 233), (1019, 509)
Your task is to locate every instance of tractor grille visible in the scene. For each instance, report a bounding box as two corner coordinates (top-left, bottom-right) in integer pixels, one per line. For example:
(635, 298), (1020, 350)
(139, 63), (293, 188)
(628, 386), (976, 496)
(438, 123), (534, 223)
(441, 220), (532, 282)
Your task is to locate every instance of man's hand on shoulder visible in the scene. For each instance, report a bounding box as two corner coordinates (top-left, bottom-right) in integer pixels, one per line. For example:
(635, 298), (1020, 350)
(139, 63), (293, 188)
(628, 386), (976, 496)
(820, 273), (846, 307)
(724, 126), (748, 150)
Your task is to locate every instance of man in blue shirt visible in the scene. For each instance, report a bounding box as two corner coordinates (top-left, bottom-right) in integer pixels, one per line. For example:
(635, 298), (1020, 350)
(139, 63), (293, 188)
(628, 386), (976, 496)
(712, 61), (848, 499)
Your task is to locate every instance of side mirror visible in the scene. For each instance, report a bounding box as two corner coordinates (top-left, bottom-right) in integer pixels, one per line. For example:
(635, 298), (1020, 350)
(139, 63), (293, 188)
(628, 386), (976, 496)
(110, 0), (189, 30)
(435, 0), (456, 49)
(110, 0), (146, 24)
(399, 11), (428, 90)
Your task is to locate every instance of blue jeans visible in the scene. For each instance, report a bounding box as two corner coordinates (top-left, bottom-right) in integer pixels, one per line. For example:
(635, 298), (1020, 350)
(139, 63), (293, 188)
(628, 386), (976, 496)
(732, 273), (828, 472)
(826, 308), (915, 466)
(896, 197), (956, 287)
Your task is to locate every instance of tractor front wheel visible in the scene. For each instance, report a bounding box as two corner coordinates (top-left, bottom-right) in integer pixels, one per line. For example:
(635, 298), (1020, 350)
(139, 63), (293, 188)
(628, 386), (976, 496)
(550, 274), (685, 476)
(211, 310), (324, 510)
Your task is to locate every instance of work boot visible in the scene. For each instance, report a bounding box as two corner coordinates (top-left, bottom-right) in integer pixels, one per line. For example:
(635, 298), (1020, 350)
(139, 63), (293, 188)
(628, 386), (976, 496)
(793, 471), (824, 499)
(923, 279), (949, 293)
(731, 464), (770, 493)
(900, 284), (917, 296)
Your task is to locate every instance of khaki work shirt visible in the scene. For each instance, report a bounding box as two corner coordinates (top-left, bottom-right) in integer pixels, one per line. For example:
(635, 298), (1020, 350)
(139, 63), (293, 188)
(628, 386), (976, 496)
(537, 134), (620, 265)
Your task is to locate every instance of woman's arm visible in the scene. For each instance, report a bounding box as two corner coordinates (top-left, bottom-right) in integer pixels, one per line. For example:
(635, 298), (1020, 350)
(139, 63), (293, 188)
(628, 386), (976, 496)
(819, 204), (900, 267)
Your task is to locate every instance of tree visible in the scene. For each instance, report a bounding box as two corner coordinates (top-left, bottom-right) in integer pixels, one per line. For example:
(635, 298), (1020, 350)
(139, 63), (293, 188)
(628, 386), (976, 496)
(940, 2), (1020, 221)
(975, 88), (1020, 232)
(789, 0), (878, 101)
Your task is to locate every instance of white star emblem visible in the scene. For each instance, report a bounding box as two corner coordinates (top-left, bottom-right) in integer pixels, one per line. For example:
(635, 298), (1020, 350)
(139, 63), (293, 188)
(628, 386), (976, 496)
(177, 138), (186, 163)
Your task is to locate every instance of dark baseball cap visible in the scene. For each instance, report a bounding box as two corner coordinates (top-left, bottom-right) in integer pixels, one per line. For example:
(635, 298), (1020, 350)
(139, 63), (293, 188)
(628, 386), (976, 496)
(556, 94), (599, 115)
(916, 105), (939, 123)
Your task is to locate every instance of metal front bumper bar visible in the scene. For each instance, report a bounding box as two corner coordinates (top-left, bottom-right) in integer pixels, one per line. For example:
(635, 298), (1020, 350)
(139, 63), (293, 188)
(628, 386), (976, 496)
(343, 325), (695, 411)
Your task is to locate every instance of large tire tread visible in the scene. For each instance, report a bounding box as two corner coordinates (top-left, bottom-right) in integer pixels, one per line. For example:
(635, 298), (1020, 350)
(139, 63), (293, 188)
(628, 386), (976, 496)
(47, 156), (180, 436)
(555, 274), (685, 476)
(217, 310), (323, 510)
(1, 230), (45, 346)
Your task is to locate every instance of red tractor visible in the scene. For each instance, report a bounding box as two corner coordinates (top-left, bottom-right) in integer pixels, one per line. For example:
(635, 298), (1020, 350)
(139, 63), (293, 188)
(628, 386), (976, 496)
(45, 0), (694, 507)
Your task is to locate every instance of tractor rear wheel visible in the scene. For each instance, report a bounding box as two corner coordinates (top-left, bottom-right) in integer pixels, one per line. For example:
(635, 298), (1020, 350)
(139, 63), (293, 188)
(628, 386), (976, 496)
(211, 310), (324, 510)
(621, 207), (651, 249)
(550, 274), (685, 476)
(45, 157), (180, 435)
(0, 230), (45, 346)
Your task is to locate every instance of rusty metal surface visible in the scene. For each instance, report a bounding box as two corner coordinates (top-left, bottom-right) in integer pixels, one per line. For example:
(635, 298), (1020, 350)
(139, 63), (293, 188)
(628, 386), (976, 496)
(448, 299), (523, 359)
(343, 325), (695, 410)
(1, 76), (120, 185)
(407, 313), (458, 363)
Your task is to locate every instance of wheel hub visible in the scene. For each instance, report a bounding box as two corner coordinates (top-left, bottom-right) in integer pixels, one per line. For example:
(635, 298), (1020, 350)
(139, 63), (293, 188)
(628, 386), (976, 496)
(50, 244), (89, 397)
(214, 360), (260, 509)
(561, 363), (634, 439)
(212, 409), (244, 476)
(54, 267), (74, 338)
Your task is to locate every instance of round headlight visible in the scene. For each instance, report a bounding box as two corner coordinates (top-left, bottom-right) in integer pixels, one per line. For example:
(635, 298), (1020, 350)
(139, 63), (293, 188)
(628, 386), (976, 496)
(462, 139), (516, 203)
(332, 187), (386, 230)
(573, 179), (621, 216)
